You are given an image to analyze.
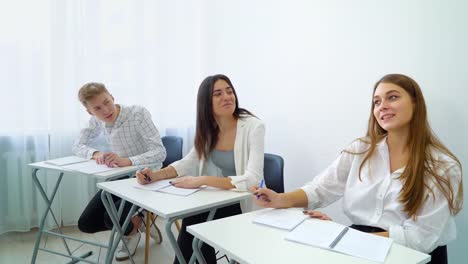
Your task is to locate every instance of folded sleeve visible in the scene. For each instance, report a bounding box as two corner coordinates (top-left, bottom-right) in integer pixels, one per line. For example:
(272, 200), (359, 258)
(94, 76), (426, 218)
(72, 117), (101, 159)
(171, 147), (200, 177)
(300, 142), (357, 209)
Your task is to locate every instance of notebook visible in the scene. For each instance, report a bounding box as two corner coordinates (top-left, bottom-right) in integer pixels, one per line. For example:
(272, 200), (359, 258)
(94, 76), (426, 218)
(253, 208), (309, 231)
(285, 219), (392, 263)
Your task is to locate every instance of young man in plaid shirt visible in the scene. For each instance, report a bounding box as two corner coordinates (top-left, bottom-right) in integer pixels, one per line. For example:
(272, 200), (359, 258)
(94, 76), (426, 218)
(73, 82), (166, 261)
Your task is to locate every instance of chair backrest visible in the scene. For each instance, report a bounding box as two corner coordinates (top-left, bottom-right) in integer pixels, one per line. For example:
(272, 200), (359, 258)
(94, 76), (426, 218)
(263, 153), (284, 193)
(161, 136), (183, 168)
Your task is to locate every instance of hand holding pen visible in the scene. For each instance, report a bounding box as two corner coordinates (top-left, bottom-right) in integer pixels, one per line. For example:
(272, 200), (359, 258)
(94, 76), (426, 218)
(250, 181), (287, 208)
(256, 179), (265, 199)
(136, 166), (152, 185)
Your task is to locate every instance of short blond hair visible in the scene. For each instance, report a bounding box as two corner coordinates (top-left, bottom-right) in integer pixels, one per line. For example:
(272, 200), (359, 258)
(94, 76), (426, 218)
(78, 82), (110, 106)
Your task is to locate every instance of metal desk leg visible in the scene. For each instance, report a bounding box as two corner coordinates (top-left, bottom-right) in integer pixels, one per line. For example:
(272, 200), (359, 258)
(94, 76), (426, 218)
(166, 216), (190, 264)
(101, 190), (138, 264)
(102, 192), (125, 263)
(31, 169), (67, 263)
(31, 169), (94, 264)
(188, 208), (217, 264)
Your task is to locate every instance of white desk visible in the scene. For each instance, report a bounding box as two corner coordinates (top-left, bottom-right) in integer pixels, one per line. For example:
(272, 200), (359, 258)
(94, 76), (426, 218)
(29, 159), (138, 264)
(187, 209), (431, 264)
(97, 178), (251, 264)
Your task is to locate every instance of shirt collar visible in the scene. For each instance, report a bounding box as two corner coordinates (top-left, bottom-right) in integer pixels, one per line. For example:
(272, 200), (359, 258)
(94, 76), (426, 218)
(105, 104), (125, 128)
(376, 136), (405, 177)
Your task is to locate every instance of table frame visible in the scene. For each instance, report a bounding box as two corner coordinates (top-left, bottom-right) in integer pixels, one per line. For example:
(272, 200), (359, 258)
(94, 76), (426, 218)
(29, 160), (138, 264)
(98, 179), (250, 264)
(187, 209), (432, 264)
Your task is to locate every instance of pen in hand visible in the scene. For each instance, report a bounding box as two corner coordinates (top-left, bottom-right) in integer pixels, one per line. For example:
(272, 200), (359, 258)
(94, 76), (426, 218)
(137, 166), (151, 183)
(143, 171), (151, 183)
(256, 179), (265, 200)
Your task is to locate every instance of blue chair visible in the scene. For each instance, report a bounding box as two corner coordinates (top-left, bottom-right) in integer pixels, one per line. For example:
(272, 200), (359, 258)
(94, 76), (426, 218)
(161, 136), (183, 168)
(217, 153), (285, 263)
(144, 136), (183, 248)
(263, 153), (284, 193)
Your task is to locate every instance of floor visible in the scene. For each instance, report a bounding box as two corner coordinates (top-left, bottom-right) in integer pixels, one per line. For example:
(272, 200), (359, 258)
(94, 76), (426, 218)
(0, 218), (230, 264)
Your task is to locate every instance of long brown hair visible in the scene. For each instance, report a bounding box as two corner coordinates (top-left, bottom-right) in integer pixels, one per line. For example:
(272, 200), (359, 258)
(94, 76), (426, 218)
(194, 74), (255, 159)
(358, 73), (463, 219)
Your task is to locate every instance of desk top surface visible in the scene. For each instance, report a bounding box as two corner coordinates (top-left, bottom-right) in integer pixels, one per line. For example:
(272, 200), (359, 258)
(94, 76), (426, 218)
(187, 209), (431, 264)
(29, 159), (137, 180)
(97, 178), (251, 218)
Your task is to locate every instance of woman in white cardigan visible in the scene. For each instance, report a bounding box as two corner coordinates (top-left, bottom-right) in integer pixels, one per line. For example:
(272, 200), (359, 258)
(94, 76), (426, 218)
(136, 74), (265, 264)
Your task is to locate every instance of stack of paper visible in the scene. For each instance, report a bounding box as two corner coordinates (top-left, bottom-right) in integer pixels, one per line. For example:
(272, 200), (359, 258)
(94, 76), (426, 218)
(253, 208), (309, 230)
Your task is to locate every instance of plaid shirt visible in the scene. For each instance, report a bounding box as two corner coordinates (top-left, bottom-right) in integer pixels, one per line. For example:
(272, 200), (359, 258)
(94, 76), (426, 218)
(72, 105), (166, 167)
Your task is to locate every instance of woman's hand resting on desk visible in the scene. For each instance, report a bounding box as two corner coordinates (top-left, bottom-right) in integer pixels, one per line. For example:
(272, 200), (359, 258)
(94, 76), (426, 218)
(250, 186), (287, 208)
(302, 210), (332, 220)
(170, 176), (204, 189)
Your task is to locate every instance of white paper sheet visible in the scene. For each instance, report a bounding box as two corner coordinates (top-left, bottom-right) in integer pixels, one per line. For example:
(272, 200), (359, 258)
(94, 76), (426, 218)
(157, 185), (204, 196)
(62, 160), (117, 174)
(253, 208), (309, 231)
(133, 179), (172, 191)
(45, 156), (88, 166)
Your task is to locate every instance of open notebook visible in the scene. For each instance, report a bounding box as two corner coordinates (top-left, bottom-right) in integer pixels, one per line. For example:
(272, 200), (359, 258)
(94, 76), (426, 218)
(253, 208), (309, 231)
(285, 219), (392, 263)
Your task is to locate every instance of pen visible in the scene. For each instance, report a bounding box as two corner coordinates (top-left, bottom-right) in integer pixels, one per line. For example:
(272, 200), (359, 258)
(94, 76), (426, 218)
(256, 179), (265, 199)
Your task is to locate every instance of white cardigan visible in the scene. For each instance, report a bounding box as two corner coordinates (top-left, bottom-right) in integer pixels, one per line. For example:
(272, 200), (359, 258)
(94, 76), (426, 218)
(170, 115), (265, 211)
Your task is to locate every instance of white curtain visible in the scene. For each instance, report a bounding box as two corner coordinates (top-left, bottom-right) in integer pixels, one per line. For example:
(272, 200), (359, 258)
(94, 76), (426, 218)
(0, 0), (205, 234)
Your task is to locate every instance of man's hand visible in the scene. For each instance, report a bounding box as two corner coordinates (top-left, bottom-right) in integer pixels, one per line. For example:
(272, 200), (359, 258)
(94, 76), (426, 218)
(94, 152), (132, 167)
(92, 151), (105, 164)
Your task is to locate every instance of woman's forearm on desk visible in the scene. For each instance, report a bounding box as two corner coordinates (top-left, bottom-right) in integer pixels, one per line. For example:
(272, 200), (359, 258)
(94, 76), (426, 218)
(201, 176), (235, 190)
(280, 189), (309, 208)
(153, 166), (178, 180)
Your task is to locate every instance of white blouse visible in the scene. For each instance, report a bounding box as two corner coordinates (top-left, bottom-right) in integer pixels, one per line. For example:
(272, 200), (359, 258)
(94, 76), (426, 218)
(301, 138), (461, 253)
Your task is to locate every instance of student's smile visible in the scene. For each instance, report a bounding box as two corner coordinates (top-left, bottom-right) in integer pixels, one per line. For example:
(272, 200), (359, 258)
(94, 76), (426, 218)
(380, 113), (395, 122)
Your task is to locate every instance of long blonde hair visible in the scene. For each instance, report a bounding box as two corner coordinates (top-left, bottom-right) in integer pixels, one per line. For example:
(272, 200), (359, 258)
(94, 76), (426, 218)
(358, 74), (463, 219)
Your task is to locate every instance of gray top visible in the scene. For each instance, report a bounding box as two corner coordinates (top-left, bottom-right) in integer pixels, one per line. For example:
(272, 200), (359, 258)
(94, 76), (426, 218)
(210, 149), (236, 177)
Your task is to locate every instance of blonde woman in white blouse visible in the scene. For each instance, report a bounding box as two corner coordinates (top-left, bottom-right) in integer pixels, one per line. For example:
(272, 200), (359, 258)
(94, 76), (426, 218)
(253, 74), (462, 264)
(137, 74), (265, 264)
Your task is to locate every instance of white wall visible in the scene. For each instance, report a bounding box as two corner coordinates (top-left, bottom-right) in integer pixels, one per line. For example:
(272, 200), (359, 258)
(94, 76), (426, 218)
(198, 1), (467, 262)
